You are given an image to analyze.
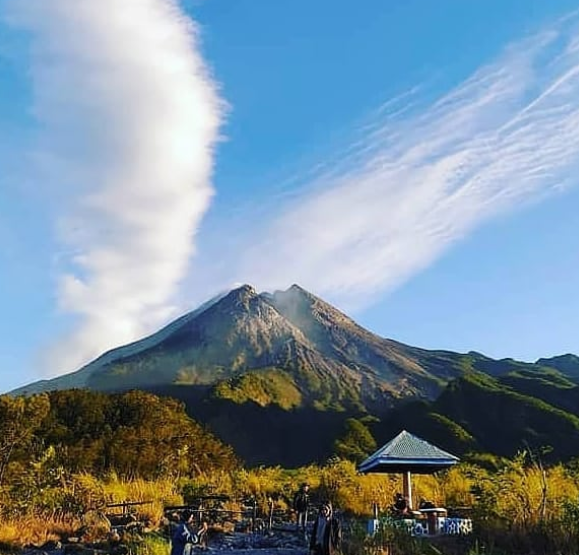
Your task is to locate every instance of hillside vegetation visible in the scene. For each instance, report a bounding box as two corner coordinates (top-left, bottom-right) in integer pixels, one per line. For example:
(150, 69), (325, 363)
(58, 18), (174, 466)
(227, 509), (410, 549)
(3, 389), (579, 554)
(0, 390), (237, 489)
(9, 285), (579, 468)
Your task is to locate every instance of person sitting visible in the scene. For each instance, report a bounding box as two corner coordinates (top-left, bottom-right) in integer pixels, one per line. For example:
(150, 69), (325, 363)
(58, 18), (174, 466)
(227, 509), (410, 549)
(419, 498), (435, 510)
(391, 493), (410, 517)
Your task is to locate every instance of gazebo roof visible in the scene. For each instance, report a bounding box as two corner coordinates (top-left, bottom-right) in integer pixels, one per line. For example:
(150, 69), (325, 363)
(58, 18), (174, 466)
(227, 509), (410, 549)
(358, 430), (459, 474)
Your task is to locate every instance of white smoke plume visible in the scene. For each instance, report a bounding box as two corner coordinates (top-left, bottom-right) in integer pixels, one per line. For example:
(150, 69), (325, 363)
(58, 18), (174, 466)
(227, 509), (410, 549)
(6, 0), (223, 375)
(234, 15), (579, 306)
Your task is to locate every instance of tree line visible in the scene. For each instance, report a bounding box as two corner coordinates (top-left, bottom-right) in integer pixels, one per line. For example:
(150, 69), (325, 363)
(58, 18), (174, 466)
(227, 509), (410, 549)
(0, 389), (239, 486)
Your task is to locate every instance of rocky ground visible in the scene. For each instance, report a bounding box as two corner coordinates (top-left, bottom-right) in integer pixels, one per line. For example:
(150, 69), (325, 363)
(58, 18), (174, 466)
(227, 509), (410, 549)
(207, 524), (310, 552)
(20, 522), (312, 555)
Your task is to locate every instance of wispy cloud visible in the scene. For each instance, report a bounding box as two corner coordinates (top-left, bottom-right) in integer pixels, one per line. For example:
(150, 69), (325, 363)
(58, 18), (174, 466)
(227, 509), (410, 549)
(230, 15), (579, 306)
(5, 0), (223, 375)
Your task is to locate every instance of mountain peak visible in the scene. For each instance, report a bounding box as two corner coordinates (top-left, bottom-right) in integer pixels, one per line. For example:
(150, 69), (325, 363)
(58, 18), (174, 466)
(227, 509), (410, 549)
(217, 284), (259, 307)
(230, 283), (257, 296)
(288, 283), (310, 294)
(272, 284), (353, 328)
(273, 283), (318, 304)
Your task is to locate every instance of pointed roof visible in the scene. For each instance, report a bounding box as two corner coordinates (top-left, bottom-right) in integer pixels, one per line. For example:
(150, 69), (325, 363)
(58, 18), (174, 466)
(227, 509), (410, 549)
(358, 430), (459, 474)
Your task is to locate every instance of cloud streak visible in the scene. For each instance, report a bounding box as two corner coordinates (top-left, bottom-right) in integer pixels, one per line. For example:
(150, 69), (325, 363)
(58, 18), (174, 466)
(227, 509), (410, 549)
(6, 0), (223, 374)
(233, 15), (579, 305)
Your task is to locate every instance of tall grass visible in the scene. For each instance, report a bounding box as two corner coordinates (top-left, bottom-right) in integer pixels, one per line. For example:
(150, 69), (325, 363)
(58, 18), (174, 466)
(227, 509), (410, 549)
(102, 473), (183, 525)
(0, 514), (80, 549)
(1, 455), (579, 554)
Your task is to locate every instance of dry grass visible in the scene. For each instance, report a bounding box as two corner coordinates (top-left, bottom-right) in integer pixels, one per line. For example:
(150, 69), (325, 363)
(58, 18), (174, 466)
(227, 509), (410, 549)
(101, 475), (183, 525)
(2, 455), (579, 555)
(0, 513), (81, 549)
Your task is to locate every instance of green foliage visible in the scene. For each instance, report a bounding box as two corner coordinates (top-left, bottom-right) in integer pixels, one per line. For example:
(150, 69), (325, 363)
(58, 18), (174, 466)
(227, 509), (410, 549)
(127, 532), (169, 555)
(7, 445), (68, 514)
(378, 369), (579, 464)
(427, 413), (475, 445)
(463, 452), (510, 473)
(558, 498), (579, 535)
(538, 353), (579, 379)
(213, 368), (302, 408)
(2, 390), (240, 486)
(437, 373), (579, 460)
(503, 367), (576, 389)
(0, 393), (50, 485)
(65, 473), (108, 515)
(343, 518), (436, 555)
(181, 471), (235, 502)
(3, 445), (579, 555)
(334, 418), (377, 463)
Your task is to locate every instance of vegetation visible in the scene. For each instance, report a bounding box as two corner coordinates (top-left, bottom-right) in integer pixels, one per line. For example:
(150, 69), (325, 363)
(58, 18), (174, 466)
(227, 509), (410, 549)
(0, 390), (238, 488)
(14, 285), (579, 473)
(5, 383), (579, 554)
(375, 369), (579, 464)
(2, 448), (579, 554)
(334, 417), (377, 463)
(212, 368), (303, 409)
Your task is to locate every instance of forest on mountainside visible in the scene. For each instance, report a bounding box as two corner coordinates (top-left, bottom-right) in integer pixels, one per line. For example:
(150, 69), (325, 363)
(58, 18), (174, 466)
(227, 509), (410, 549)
(11, 286), (579, 472)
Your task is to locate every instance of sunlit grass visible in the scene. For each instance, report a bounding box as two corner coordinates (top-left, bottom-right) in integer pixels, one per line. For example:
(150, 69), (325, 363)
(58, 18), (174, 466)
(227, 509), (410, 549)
(129, 533), (170, 555)
(101, 474), (183, 525)
(0, 513), (80, 549)
(2, 454), (579, 554)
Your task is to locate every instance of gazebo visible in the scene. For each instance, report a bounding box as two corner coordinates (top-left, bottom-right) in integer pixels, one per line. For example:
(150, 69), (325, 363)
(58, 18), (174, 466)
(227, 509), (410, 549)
(358, 430), (459, 510)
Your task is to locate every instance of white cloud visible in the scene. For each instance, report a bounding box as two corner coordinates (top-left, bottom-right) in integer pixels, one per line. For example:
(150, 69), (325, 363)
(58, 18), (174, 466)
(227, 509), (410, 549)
(6, 0), (223, 375)
(232, 17), (579, 306)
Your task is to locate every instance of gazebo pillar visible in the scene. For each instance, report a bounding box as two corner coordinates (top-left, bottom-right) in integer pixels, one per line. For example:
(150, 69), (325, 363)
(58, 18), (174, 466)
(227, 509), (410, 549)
(358, 430), (460, 518)
(403, 471), (413, 510)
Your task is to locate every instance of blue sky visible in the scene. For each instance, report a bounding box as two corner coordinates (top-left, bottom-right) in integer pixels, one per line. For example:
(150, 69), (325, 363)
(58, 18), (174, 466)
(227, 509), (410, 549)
(1, 0), (579, 393)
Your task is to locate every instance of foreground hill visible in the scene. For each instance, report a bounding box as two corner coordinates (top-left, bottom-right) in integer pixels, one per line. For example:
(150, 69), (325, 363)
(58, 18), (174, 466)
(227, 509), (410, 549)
(0, 389), (238, 482)
(12, 284), (579, 466)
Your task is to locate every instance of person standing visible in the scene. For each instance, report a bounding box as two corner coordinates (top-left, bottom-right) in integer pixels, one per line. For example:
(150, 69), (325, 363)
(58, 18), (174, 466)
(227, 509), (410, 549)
(171, 510), (196, 555)
(171, 510), (208, 555)
(309, 502), (341, 555)
(293, 483), (310, 533)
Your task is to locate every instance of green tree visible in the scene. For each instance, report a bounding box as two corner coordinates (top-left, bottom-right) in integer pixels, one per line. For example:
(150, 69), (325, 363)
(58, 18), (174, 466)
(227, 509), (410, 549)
(34, 389), (239, 479)
(0, 393), (50, 484)
(333, 418), (377, 464)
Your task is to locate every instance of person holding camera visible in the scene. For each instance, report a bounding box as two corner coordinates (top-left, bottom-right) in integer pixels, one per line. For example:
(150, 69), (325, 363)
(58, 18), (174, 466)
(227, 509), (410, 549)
(171, 510), (208, 555)
(309, 502), (341, 555)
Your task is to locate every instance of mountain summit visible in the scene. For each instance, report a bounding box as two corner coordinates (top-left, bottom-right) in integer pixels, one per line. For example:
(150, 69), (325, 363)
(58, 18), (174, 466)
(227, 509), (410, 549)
(11, 284), (579, 466)
(13, 284), (467, 407)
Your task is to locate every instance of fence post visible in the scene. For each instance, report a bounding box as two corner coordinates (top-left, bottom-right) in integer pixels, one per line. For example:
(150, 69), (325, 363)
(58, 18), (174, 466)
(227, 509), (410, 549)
(268, 497), (274, 531)
(252, 497), (257, 533)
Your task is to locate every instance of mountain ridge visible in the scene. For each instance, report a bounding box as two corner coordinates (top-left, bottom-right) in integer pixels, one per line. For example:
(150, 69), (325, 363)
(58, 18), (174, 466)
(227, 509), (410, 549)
(12, 284), (579, 400)
(10, 283), (579, 466)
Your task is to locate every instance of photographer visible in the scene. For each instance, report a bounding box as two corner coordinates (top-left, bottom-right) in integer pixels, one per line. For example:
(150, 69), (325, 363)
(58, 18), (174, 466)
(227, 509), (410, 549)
(309, 502), (341, 555)
(171, 510), (207, 555)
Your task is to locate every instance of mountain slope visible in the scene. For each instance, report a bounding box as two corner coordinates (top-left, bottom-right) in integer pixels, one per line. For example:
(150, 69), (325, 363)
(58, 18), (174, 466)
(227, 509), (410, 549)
(14, 284), (474, 410)
(11, 284), (579, 466)
(537, 354), (579, 382)
(377, 370), (579, 462)
(15, 283), (578, 415)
